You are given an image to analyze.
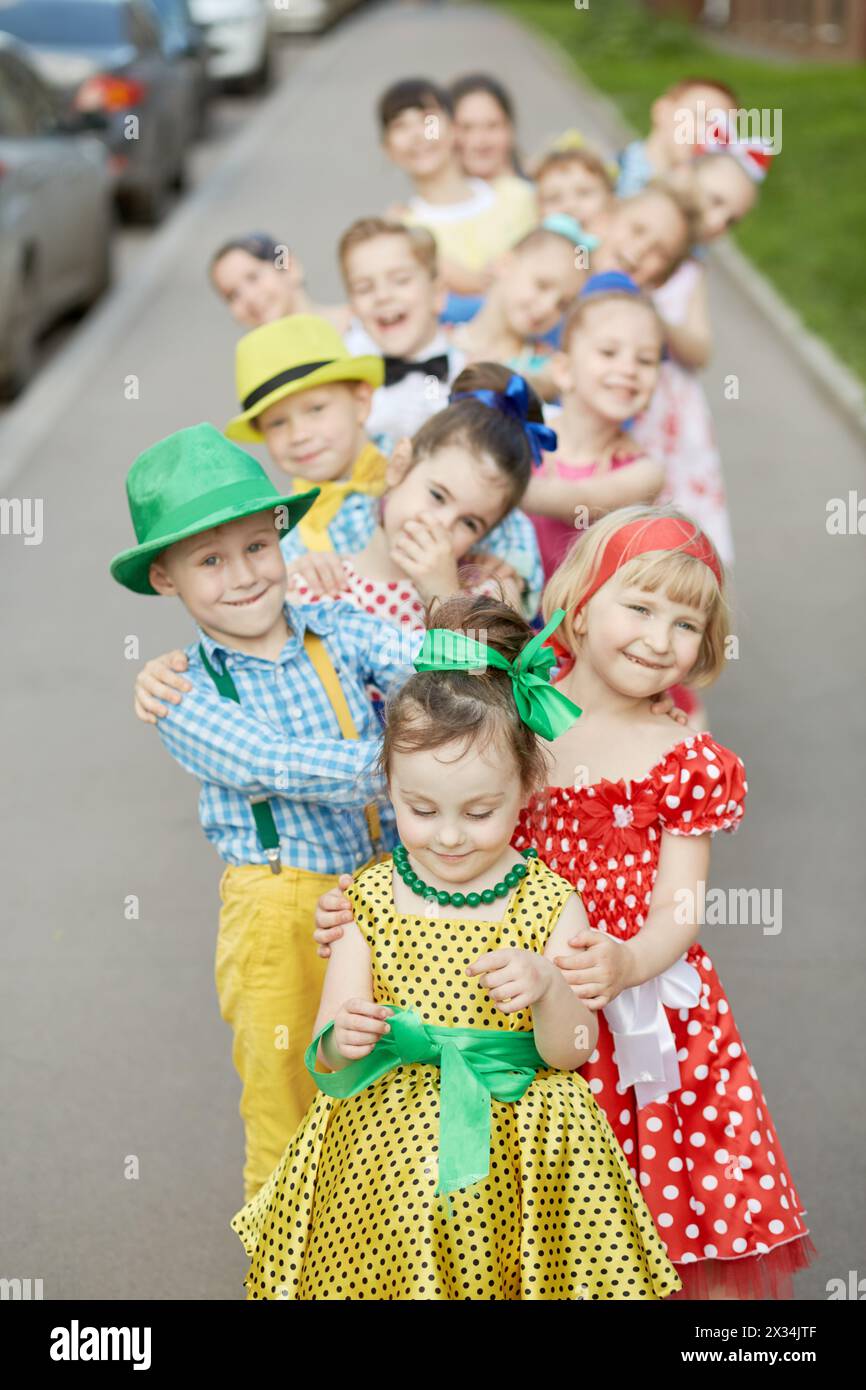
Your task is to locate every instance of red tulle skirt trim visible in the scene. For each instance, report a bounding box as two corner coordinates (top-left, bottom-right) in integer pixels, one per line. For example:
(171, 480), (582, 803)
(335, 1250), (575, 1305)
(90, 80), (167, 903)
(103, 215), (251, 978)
(669, 1232), (818, 1301)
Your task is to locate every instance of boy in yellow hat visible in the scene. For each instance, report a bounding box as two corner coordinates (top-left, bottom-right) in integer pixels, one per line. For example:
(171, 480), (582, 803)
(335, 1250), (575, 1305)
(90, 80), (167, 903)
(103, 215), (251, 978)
(226, 312), (544, 618)
(225, 313), (387, 556)
(111, 424), (417, 1202)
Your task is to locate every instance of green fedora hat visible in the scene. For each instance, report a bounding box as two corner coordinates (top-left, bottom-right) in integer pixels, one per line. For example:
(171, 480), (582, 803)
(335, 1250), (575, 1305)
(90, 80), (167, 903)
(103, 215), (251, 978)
(110, 422), (319, 595)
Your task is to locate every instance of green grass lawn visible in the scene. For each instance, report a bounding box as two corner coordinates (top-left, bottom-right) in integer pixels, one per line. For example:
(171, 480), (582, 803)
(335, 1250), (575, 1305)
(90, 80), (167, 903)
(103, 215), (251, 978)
(489, 0), (866, 385)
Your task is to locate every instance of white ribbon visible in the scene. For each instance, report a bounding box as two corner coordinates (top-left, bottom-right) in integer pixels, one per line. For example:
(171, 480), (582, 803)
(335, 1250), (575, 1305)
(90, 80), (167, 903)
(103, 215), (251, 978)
(602, 954), (701, 1110)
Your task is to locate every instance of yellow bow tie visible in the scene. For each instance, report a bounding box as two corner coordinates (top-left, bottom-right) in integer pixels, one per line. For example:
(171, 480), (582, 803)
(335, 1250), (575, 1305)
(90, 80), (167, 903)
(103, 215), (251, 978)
(293, 442), (388, 552)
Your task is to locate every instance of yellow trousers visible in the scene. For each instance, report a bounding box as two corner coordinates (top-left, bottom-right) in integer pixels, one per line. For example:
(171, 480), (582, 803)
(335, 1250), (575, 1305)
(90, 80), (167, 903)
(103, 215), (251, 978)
(216, 864), (331, 1202)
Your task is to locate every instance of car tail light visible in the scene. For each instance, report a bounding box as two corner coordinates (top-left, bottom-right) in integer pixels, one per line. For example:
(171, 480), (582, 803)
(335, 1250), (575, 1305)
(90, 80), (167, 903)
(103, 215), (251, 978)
(75, 74), (147, 113)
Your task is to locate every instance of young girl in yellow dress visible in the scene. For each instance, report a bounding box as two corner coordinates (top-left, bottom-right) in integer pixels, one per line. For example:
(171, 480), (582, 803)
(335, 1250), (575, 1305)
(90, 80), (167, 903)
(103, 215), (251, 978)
(231, 595), (682, 1301)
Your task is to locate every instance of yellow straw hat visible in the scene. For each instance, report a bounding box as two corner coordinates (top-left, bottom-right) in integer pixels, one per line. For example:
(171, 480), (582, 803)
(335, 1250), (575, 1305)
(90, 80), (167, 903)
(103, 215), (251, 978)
(225, 314), (384, 443)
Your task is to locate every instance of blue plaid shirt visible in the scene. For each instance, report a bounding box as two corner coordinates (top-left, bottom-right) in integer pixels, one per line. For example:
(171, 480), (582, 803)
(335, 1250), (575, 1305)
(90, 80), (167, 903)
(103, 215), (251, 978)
(156, 600), (420, 872)
(280, 493), (544, 620)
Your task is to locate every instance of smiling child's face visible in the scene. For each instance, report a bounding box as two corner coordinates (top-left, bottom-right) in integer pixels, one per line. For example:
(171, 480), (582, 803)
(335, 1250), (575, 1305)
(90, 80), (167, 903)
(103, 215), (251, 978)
(691, 155), (757, 241)
(256, 381), (372, 482)
(148, 511), (288, 648)
(499, 238), (584, 339)
(592, 190), (689, 288)
(577, 572), (706, 697)
(453, 90), (513, 181)
(344, 233), (443, 358)
(383, 103), (455, 180)
(211, 249), (296, 329)
(537, 161), (613, 232)
(559, 297), (662, 423)
(389, 735), (525, 887)
(383, 443), (511, 561)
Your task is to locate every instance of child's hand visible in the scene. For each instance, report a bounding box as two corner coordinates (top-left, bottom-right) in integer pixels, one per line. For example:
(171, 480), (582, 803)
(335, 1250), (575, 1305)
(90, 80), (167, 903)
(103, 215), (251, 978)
(553, 930), (634, 1010)
(313, 875), (353, 959)
(390, 515), (459, 604)
(333, 999), (392, 1060)
(467, 947), (556, 1013)
(286, 554), (346, 598)
(134, 650), (191, 724)
(649, 690), (688, 725)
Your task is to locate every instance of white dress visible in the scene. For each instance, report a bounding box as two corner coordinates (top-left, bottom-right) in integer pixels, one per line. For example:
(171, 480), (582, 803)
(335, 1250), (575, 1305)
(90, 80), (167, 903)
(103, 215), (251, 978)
(632, 260), (735, 568)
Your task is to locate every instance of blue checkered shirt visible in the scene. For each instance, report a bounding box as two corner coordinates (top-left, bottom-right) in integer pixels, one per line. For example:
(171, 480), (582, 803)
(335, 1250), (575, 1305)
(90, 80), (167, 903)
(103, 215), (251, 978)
(156, 600), (420, 872)
(280, 493), (544, 620)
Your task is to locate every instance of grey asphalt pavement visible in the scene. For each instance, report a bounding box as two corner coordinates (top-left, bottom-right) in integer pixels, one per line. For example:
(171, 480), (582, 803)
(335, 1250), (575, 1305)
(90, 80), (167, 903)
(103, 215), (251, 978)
(1, 0), (863, 1301)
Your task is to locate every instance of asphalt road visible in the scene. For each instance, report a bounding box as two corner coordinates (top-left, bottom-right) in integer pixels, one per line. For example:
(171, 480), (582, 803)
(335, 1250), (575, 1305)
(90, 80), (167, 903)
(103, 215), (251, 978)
(1, 0), (863, 1301)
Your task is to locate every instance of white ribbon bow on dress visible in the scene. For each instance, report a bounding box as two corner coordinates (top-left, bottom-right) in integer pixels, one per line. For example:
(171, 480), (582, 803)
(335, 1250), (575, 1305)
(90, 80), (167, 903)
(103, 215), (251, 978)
(602, 954), (702, 1110)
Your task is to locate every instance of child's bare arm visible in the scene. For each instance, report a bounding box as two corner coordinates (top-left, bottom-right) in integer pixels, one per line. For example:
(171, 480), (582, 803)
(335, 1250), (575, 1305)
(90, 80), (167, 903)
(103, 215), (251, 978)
(534, 894), (599, 1068)
(619, 830), (711, 984)
(524, 457), (664, 524)
(660, 271), (712, 370)
(554, 833), (711, 1002)
(312, 916), (382, 1070)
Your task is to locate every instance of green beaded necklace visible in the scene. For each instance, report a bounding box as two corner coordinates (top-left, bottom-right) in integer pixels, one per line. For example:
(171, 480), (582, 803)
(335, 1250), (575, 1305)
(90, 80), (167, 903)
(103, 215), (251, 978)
(392, 843), (538, 909)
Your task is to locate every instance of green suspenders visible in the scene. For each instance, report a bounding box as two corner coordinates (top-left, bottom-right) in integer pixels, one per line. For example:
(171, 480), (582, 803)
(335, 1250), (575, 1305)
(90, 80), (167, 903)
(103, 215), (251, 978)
(199, 644), (282, 874)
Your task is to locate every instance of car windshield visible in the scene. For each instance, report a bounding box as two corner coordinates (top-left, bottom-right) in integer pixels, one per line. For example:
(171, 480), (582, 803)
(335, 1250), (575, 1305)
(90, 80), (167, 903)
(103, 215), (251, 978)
(0, 2), (126, 46)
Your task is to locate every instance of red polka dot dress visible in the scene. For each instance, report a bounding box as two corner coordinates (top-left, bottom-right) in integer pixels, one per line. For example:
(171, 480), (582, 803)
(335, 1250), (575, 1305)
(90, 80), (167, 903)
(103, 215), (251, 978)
(289, 559), (428, 629)
(513, 733), (816, 1300)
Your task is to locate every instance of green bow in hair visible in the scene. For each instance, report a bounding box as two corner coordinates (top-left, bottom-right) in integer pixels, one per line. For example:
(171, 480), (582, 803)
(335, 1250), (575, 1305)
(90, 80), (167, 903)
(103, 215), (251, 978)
(414, 608), (581, 741)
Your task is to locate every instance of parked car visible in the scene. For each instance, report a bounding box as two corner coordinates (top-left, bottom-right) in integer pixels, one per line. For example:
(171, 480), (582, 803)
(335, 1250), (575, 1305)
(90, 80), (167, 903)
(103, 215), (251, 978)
(0, 34), (114, 398)
(0, 0), (201, 224)
(150, 0), (212, 135)
(267, 0), (366, 36)
(188, 0), (271, 93)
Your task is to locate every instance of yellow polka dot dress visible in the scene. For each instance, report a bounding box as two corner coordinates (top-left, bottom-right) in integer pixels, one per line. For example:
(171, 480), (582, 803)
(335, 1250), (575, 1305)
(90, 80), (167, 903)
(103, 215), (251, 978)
(231, 857), (682, 1300)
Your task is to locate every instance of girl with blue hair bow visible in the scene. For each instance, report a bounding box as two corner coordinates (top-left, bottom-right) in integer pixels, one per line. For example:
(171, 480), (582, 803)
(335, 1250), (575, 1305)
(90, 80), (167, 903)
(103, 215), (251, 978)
(286, 363), (552, 629)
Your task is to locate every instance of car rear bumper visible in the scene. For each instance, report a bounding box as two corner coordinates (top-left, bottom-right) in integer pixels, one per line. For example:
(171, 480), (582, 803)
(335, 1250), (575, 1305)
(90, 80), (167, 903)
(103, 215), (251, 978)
(202, 18), (269, 78)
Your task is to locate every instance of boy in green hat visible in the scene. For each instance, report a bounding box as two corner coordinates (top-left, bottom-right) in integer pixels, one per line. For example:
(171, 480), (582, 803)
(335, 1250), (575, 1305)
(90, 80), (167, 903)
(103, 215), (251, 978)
(111, 423), (416, 1201)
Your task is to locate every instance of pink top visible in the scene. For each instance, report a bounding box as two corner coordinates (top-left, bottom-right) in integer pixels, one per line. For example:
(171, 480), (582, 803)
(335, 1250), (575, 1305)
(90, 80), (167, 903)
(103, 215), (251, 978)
(528, 451), (642, 581)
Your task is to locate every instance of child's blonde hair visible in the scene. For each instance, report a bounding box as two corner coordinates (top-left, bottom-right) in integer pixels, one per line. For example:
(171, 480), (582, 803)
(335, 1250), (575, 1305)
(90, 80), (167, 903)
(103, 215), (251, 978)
(543, 505), (730, 688)
(338, 217), (438, 282)
(534, 146), (616, 192)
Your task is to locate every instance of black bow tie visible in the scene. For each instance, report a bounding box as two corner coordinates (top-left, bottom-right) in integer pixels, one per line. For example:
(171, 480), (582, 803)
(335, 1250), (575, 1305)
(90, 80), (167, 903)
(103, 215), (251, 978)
(383, 353), (450, 387)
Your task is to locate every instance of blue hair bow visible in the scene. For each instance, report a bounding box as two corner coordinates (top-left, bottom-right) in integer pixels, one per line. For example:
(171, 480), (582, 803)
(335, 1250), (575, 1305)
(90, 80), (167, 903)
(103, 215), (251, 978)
(450, 372), (557, 470)
(580, 270), (641, 299)
(542, 212), (600, 252)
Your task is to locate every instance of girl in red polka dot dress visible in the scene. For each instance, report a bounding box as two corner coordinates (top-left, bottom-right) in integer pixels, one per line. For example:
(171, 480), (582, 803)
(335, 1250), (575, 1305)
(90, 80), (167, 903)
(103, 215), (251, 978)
(512, 505), (815, 1299)
(315, 506), (815, 1299)
(288, 364), (552, 628)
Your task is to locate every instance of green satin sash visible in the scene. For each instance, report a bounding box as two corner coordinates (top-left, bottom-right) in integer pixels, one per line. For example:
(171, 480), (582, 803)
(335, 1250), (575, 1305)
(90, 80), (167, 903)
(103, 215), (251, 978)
(305, 1007), (547, 1197)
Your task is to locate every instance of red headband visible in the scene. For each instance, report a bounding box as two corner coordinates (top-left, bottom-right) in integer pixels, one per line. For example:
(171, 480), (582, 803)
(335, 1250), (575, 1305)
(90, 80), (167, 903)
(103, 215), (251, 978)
(545, 518), (723, 668)
(576, 516), (722, 611)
